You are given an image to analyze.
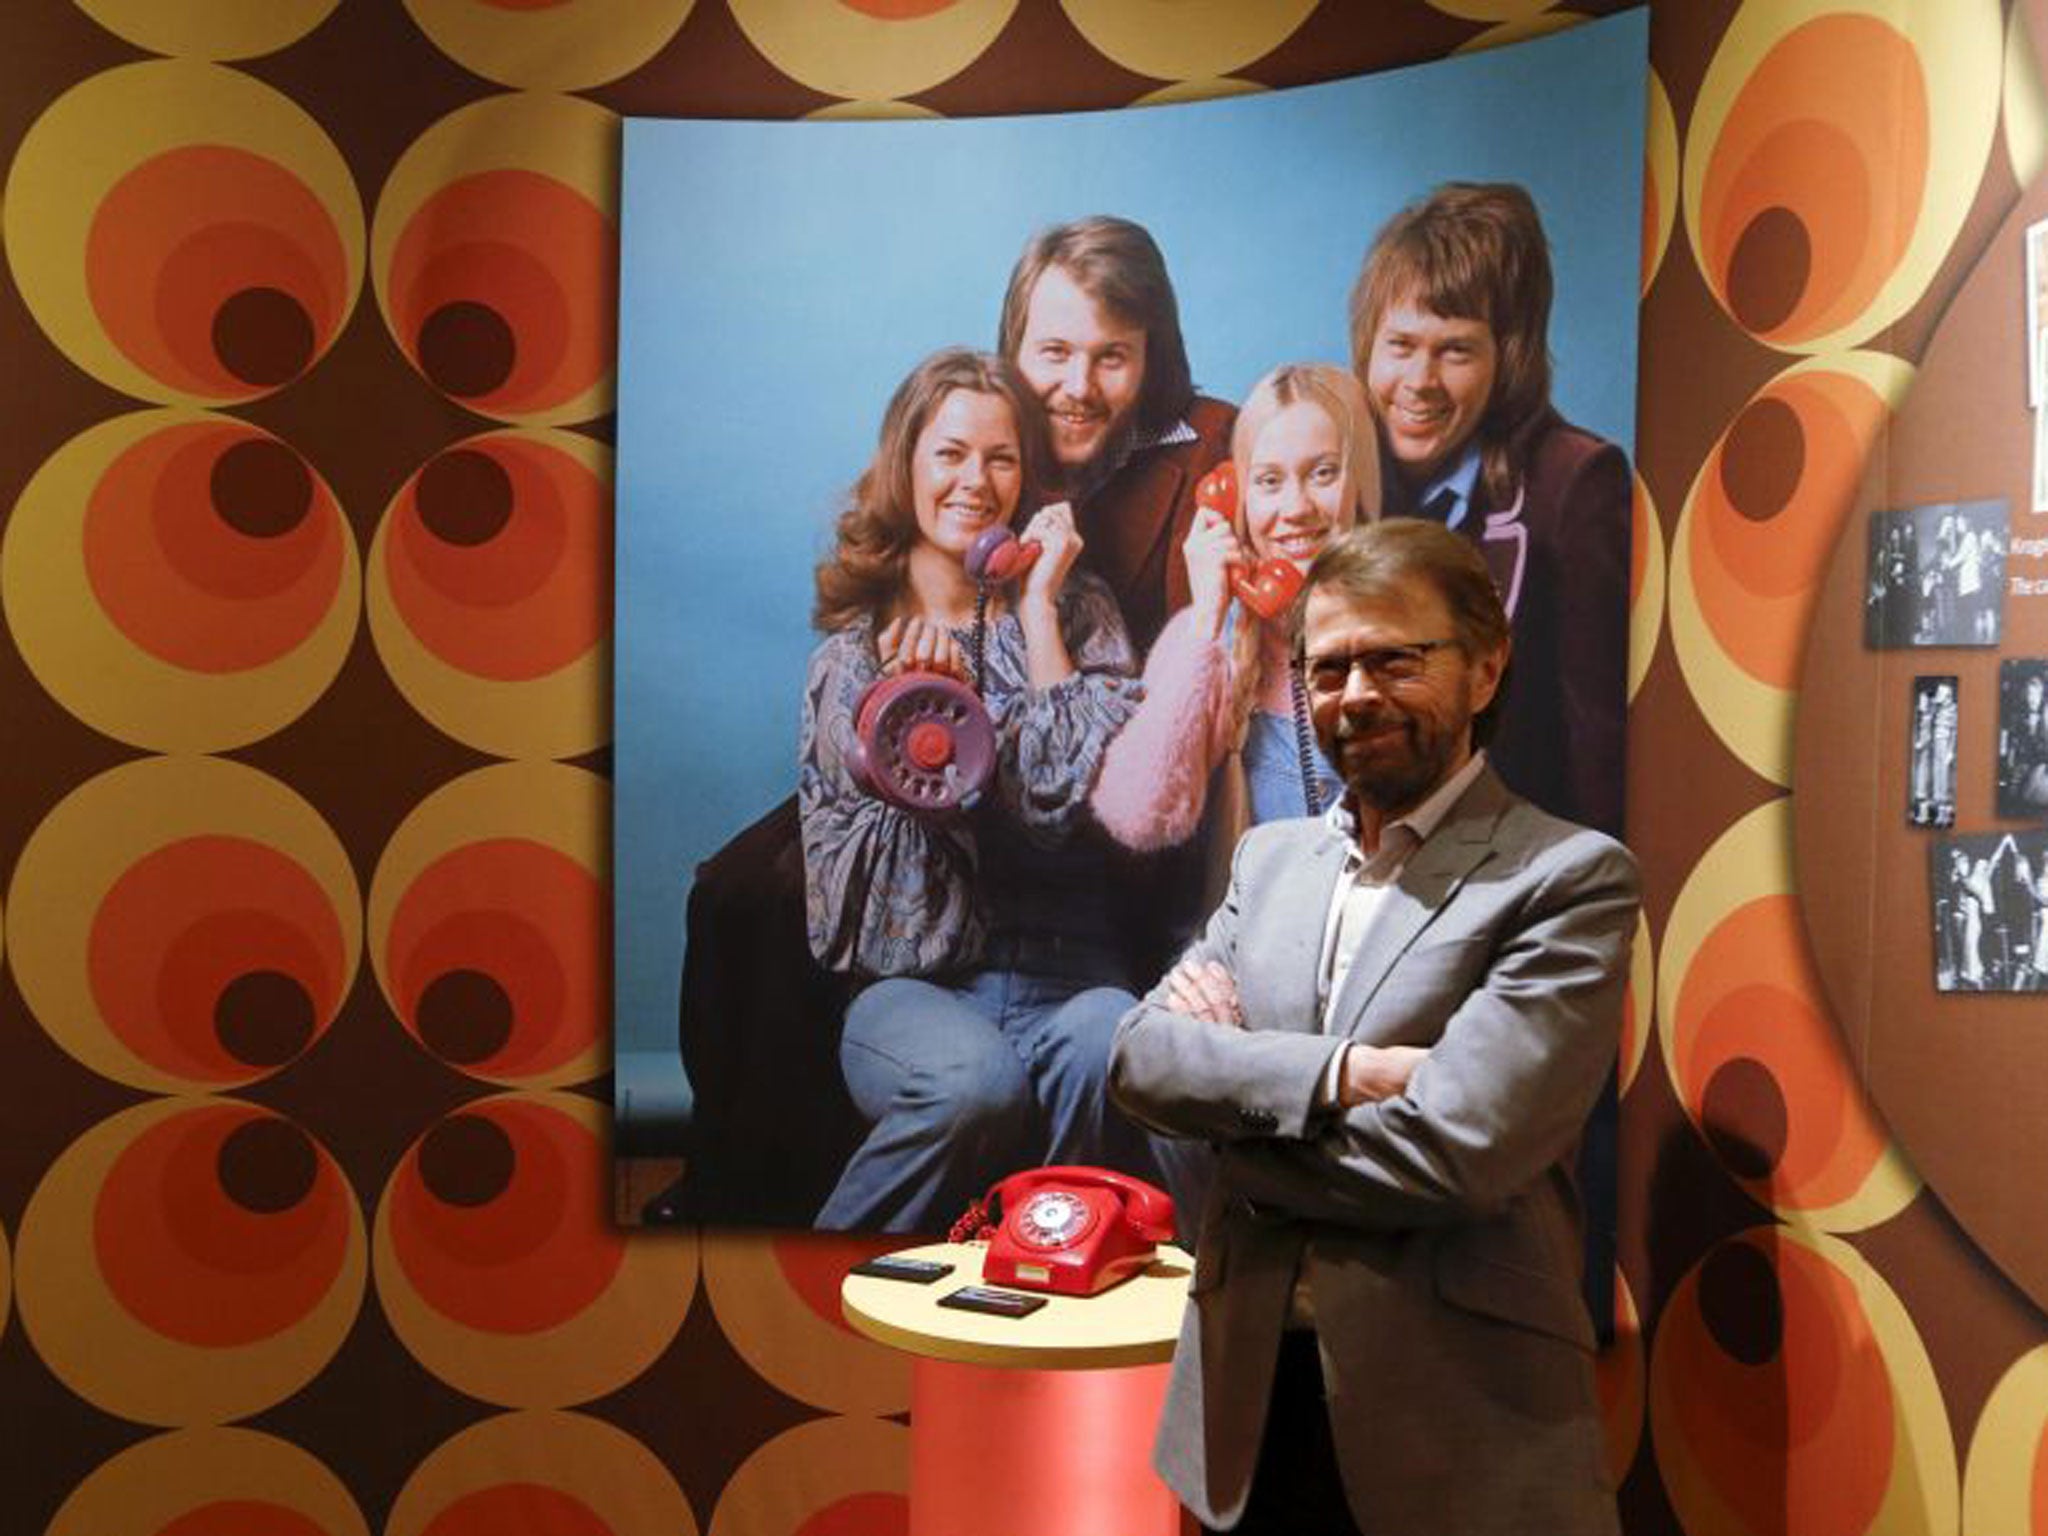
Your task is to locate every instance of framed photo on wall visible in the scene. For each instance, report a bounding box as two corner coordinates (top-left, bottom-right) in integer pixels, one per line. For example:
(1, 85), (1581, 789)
(612, 14), (1649, 1230)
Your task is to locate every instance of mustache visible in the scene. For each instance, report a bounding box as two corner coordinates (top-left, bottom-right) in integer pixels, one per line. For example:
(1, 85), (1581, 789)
(1333, 714), (1405, 741)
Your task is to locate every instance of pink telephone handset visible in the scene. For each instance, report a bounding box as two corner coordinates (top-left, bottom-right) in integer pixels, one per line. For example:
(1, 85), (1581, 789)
(965, 524), (1041, 584)
(1195, 462), (1305, 622)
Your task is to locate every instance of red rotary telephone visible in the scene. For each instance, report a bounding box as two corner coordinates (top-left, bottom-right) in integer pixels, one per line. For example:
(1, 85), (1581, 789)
(970, 1165), (1175, 1297)
(1195, 461), (1305, 622)
(844, 526), (1040, 814)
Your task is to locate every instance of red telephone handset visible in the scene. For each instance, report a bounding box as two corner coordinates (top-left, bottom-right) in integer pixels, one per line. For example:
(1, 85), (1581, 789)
(976, 1165), (1175, 1296)
(1194, 462), (1304, 622)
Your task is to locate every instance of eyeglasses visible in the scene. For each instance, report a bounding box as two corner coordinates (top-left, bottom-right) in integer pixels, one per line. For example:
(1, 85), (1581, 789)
(1297, 638), (1458, 694)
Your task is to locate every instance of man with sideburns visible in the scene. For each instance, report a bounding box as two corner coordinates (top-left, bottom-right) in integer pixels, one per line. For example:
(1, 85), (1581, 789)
(998, 215), (1234, 652)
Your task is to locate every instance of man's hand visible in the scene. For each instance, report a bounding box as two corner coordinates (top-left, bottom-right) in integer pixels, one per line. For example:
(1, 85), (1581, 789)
(1336, 1043), (1426, 1108)
(1164, 958), (1242, 1025)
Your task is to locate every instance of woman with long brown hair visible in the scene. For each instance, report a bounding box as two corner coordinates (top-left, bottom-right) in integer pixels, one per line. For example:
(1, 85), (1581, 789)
(800, 346), (1175, 1231)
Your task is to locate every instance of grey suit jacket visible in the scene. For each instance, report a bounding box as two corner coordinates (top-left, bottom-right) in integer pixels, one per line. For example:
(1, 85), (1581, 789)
(1110, 766), (1636, 1535)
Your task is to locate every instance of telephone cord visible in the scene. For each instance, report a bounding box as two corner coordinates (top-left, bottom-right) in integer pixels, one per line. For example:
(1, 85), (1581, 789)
(970, 582), (991, 696)
(1290, 667), (1327, 817)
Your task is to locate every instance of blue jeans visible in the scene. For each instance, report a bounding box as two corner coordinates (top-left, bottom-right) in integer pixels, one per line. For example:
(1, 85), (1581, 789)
(817, 967), (1204, 1234)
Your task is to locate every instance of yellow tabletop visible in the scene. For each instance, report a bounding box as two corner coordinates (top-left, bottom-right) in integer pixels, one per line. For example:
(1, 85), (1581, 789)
(840, 1241), (1192, 1370)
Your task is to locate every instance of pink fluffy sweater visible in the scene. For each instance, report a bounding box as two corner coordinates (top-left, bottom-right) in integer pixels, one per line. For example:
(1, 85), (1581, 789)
(1090, 605), (1236, 851)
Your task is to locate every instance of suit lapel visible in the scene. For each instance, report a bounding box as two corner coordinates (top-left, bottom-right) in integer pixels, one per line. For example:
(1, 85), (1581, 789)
(1267, 825), (1349, 1035)
(1323, 770), (1507, 1038)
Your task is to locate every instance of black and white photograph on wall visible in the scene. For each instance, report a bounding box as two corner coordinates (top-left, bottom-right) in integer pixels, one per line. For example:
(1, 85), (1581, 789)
(1932, 832), (2048, 992)
(1864, 500), (2008, 649)
(1998, 659), (2048, 817)
(1910, 675), (1958, 828)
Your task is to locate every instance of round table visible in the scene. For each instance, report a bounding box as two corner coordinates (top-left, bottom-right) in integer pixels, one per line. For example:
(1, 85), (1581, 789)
(841, 1241), (1191, 1536)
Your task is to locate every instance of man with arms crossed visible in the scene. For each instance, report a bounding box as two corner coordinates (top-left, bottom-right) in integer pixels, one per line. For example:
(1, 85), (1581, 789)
(1111, 519), (1636, 1535)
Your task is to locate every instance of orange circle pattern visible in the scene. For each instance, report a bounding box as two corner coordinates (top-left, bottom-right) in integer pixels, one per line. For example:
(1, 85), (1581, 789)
(1668, 895), (1896, 1216)
(81, 417), (349, 672)
(1651, 1227), (1955, 1536)
(88, 146), (350, 399)
(706, 1418), (909, 1536)
(387, 170), (611, 417)
(380, 432), (608, 682)
(15, 1099), (367, 1425)
(1656, 1229), (1895, 1536)
(385, 1412), (696, 1536)
(7, 756), (361, 1093)
(3, 410), (361, 751)
(368, 763), (607, 1086)
(1696, 16), (1926, 345)
(45, 1428), (368, 1536)
(363, 429), (612, 760)
(5, 62), (363, 405)
(1686, 363), (1897, 688)
(373, 1093), (697, 1407)
(1669, 356), (1908, 783)
(1659, 801), (1919, 1236)
(371, 94), (617, 426)
(703, 1230), (911, 1417)
(385, 1096), (624, 1336)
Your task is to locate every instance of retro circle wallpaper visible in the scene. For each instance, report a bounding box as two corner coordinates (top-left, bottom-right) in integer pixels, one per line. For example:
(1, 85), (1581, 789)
(3, 2), (2047, 1533)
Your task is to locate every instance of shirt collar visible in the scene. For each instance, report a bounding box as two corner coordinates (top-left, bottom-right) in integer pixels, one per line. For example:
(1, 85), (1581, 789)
(1135, 415), (1198, 451)
(1323, 750), (1489, 868)
(1090, 413), (1196, 488)
(1416, 440), (1482, 530)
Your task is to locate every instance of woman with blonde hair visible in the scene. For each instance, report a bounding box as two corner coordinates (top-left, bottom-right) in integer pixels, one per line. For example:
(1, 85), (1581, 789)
(1093, 362), (1380, 849)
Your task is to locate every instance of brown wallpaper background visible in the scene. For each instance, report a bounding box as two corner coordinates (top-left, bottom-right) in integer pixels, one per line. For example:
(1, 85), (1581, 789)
(3, 2), (2046, 1533)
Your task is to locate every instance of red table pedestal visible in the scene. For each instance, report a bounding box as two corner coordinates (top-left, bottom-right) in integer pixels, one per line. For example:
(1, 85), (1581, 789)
(908, 1357), (1180, 1536)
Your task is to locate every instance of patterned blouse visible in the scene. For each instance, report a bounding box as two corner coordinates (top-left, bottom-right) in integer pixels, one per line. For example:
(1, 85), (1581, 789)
(799, 571), (1141, 977)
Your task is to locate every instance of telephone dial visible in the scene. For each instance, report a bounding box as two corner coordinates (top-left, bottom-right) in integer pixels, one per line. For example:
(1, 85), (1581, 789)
(846, 525), (1039, 814)
(1194, 461), (1305, 622)
(964, 1165), (1175, 1297)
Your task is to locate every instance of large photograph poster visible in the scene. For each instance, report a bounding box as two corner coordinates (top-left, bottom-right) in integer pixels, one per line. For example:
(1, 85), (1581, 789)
(615, 13), (1647, 1229)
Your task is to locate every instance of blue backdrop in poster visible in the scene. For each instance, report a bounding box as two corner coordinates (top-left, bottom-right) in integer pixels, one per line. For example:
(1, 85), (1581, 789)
(615, 13), (1647, 1119)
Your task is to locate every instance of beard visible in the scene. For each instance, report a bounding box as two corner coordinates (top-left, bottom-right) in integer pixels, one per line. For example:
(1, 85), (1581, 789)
(1057, 415), (1140, 505)
(1328, 709), (1466, 818)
